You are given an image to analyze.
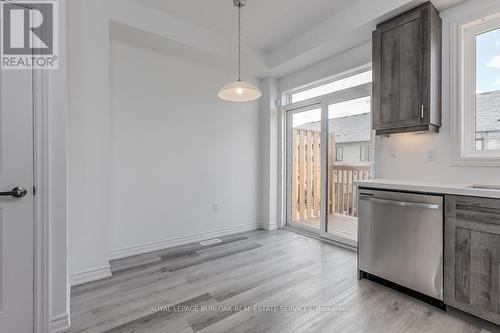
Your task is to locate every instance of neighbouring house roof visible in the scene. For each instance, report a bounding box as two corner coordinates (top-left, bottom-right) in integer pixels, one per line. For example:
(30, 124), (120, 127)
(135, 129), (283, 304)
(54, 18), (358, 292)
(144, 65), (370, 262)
(476, 90), (500, 133)
(296, 112), (371, 143)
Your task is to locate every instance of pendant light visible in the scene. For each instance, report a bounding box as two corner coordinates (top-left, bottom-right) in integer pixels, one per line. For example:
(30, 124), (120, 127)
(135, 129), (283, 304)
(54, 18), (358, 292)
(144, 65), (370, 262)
(217, 0), (262, 102)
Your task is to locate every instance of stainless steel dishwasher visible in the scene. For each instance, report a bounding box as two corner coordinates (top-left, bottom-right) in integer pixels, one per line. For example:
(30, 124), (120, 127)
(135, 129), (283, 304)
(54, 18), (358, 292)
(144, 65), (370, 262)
(358, 188), (444, 301)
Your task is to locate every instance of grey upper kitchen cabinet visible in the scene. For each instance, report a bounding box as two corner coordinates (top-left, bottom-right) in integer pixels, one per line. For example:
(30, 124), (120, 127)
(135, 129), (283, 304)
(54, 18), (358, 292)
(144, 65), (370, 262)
(372, 2), (442, 135)
(444, 195), (500, 325)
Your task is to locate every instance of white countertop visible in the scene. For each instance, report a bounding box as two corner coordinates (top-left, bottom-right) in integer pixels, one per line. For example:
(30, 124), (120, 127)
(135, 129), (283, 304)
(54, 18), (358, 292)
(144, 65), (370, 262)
(355, 179), (500, 199)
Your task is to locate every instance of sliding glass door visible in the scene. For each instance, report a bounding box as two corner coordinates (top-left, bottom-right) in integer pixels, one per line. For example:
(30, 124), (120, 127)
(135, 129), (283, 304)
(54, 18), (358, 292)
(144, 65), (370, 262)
(325, 95), (372, 247)
(286, 75), (372, 248)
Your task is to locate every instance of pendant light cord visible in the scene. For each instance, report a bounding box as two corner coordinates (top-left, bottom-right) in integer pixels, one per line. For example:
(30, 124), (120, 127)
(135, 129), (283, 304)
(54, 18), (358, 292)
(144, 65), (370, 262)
(238, 5), (241, 81)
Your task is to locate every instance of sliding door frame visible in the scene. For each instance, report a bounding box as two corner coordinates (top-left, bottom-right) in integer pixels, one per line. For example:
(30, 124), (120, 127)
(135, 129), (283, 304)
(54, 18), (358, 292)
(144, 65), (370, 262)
(285, 102), (324, 234)
(284, 83), (372, 247)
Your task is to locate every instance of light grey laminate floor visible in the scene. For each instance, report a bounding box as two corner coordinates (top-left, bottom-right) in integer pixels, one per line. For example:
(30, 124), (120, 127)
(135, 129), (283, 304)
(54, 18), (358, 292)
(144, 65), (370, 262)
(68, 229), (500, 333)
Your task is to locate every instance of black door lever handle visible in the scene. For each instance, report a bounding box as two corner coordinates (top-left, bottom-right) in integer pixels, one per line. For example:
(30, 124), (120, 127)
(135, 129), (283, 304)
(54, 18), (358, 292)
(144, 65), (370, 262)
(0, 187), (27, 198)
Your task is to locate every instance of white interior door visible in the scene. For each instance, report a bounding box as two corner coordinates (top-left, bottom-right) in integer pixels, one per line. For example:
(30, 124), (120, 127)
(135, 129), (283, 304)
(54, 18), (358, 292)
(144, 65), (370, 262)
(0, 68), (34, 330)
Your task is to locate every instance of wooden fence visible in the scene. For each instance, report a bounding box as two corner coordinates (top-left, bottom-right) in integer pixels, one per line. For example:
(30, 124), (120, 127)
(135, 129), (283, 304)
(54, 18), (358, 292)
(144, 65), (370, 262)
(291, 129), (370, 222)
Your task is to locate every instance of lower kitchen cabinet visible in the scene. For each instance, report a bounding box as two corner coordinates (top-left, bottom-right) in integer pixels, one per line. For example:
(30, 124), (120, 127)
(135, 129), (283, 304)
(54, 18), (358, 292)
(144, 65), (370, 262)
(444, 195), (500, 325)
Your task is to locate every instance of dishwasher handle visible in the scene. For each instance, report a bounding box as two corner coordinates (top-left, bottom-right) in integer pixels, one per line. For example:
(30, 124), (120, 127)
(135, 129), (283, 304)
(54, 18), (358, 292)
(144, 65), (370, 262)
(359, 196), (441, 210)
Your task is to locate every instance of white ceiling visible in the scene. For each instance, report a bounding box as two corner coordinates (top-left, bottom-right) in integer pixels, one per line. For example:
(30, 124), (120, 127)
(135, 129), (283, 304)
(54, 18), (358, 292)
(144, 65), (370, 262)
(133, 0), (354, 51)
(122, 0), (467, 78)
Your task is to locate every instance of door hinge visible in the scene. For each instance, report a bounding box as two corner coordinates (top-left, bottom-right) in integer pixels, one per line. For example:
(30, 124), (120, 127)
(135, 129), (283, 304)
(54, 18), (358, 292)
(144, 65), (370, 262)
(420, 105), (425, 119)
(32, 186), (36, 196)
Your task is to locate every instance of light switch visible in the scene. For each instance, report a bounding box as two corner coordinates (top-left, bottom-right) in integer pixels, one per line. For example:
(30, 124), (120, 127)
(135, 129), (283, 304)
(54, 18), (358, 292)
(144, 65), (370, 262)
(426, 149), (437, 161)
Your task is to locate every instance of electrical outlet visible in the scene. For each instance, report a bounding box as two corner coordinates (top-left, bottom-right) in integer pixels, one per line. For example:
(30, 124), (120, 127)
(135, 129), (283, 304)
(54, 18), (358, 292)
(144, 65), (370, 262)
(390, 146), (397, 158)
(212, 203), (219, 213)
(426, 149), (437, 162)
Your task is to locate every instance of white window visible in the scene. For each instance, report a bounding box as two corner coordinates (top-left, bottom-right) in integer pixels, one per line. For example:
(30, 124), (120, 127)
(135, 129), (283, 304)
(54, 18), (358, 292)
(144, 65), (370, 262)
(455, 13), (500, 164)
(286, 69), (372, 104)
(360, 144), (371, 162)
(335, 147), (344, 162)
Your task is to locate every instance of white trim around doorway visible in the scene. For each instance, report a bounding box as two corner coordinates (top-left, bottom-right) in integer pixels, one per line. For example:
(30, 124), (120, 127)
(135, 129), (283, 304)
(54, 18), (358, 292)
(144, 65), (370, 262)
(33, 70), (52, 333)
(33, 69), (69, 332)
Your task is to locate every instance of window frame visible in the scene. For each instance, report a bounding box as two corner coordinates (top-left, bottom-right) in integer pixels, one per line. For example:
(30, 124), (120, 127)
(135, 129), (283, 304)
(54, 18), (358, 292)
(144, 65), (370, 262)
(448, 8), (500, 166)
(462, 16), (500, 159)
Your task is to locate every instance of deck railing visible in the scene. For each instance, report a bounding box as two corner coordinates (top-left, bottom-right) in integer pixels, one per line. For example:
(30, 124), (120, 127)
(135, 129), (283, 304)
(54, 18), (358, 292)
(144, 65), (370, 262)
(329, 165), (370, 217)
(291, 129), (370, 221)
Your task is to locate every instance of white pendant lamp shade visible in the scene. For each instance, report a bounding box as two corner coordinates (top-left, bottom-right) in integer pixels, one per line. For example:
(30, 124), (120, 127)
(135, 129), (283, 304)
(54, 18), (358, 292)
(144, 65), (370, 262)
(218, 0), (262, 102)
(217, 80), (262, 102)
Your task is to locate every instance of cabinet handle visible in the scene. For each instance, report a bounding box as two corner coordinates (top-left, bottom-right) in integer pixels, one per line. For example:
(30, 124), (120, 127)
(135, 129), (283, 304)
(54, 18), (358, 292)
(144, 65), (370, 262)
(420, 105), (424, 119)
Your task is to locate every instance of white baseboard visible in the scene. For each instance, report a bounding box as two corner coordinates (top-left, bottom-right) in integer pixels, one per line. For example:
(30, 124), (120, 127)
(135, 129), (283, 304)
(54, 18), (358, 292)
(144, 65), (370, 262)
(71, 223), (262, 287)
(262, 222), (279, 231)
(70, 265), (111, 287)
(262, 221), (279, 231)
(110, 222), (262, 260)
(49, 312), (70, 333)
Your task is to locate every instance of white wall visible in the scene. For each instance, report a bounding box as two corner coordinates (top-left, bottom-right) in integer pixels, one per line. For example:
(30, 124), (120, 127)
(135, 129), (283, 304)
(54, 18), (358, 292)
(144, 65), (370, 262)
(109, 40), (261, 256)
(67, 0), (112, 281)
(260, 78), (280, 230)
(375, 132), (500, 184)
(67, 0), (263, 284)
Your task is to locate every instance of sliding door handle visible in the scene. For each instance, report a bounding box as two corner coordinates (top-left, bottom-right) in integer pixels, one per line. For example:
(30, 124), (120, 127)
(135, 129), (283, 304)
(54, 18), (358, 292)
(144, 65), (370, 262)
(0, 186), (27, 198)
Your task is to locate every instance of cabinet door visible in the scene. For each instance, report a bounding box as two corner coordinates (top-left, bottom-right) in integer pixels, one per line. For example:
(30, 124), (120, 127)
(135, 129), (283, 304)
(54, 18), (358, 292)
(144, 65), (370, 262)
(373, 9), (424, 130)
(445, 196), (500, 325)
